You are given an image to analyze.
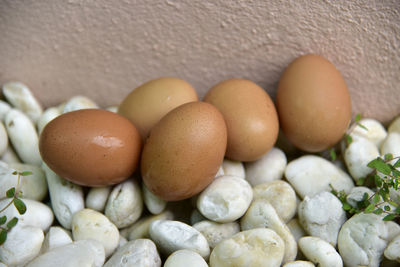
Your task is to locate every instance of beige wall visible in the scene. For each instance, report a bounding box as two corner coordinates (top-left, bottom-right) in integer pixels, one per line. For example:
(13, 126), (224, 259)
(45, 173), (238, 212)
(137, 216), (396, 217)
(0, 0), (399, 123)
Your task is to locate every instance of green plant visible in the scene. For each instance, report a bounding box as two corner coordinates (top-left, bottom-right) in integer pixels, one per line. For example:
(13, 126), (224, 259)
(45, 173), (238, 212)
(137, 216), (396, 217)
(0, 171), (32, 245)
(332, 154), (400, 221)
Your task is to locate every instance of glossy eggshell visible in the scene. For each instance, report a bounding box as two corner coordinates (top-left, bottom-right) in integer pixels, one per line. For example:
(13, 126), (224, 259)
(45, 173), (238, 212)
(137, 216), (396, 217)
(204, 78), (279, 162)
(276, 54), (352, 152)
(118, 77), (198, 141)
(141, 101), (227, 201)
(39, 109), (141, 186)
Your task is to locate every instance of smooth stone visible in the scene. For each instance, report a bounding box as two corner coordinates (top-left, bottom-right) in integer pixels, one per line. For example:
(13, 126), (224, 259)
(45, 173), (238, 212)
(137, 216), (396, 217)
(142, 183), (167, 215)
(40, 226), (72, 254)
(0, 122), (8, 157)
(126, 211), (174, 240)
(193, 220), (240, 249)
(37, 106), (61, 134)
(85, 186), (111, 212)
(349, 118), (387, 148)
(164, 249), (208, 267)
(62, 95), (98, 113)
(299, 236), (343, 267)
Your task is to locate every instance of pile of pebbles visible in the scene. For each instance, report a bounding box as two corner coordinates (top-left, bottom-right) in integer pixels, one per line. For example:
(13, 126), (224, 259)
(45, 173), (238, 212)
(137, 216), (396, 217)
(0, 82), (400, 267)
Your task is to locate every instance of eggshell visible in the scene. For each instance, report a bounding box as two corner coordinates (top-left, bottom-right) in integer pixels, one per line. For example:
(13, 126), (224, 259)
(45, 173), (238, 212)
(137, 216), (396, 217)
(204, 78), (279, 162)
(39, 109), (141, 186)
(276, 54), (352, 152)
(118, 77), (198, 141)
(141, 101), (227, 201)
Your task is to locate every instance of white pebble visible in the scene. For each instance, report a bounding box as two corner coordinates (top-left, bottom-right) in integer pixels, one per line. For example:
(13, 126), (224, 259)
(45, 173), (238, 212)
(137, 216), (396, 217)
(0, 122), (8, 157)
(241, 199), (297, 263)
(298, 191), (346, 246)
(338, 213), (389, 267)
(0, 145), (21, 164)
(197, 175), (253, 223)
(387, 221), (400, 242)
(0, 100), (11, 121)
(283, 261), (315, 267)
(245, 147), (287, 186)
(285, 155), (354, 199)
(193, 220), (240, 249)
(344, 137), (380, 182)
(209, 228), (285, 267)
(2, 81), (43, 123)
(299, 236), (343, 267)
(62, 95), (98, 113)
(5, 109), (41, 165)
(40, 226), (72, 253)
(388, 116), (400, 134)
(117, 234), (128, 249)
(104, 239), (161, 267)
(214, 165), (225, 178)
(85, 186), (111, 212)
(346, 186), (374, 208)
(72, 208), (120, 257)
(221, 158), (245, 178)
(349, 118), (387, 148)
(105, 179), (143, 228)
(384, 234), (400, 262)
(287, 218), (307, 242)
(105, 106), (118, 113)
(37, 106), (61, 134)
(253, 180), (297, 222)
(0, 198), (53, 231)
(26, 239), (105, 267)
(380, 132), (400, 163)
(149, 219), (210, 259)
(43, 163), (84, 229)
(126, 210), (174, 240)
(164, 249), (208, 267)
(143, 182), (167, 214)
(0, 225), (44, 267)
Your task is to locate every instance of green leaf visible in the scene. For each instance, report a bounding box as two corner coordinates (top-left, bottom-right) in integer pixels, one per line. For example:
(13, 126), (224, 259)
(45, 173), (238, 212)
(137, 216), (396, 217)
(362, 192), (369, 201)
(384, 153), (394, 161)
(357, 123), (368, 131)
(373, 193), (381, 204)
(345, 134), (353, 146)
(384, 205), (391, 211)
(0, 216), (6, 225)
(13, 199), (26, 215)
(330, 149), (337, 161)
(356, 177), (365, 186)
(6, 187), (15, 198)
(368, 158), (392, 175)
(0, 229), (7, 245)
(342, 203), (352, 211)
(355, 113), (362, 122)
(6, 217), (18, 229)
(392, 169), (400, 179)
(373, 208), (383, 215)
(383, 214), (397, 221)
(388, 201), (398, 207)
(364, 203), (375, 213)
(374, 175), (383, 187)
(19, 171), (32, 176)
(394, 159), (400, 168)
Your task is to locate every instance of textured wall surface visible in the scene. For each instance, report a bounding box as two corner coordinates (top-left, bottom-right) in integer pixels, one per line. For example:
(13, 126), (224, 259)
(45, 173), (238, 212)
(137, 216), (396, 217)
(0, 0), (399, 123)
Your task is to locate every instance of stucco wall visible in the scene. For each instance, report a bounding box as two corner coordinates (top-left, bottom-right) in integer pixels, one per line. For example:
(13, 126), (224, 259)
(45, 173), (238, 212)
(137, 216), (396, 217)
(0, 0), (399, 123)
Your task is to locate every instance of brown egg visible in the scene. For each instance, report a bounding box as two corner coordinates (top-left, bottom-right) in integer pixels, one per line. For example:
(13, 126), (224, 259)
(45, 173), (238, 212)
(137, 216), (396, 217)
(204, 78), (279, 162)
(39, 109), (141, 186)
(276, 54), (352, 152)
(118, 77), (198, 141)
(141, 101), (227, 201)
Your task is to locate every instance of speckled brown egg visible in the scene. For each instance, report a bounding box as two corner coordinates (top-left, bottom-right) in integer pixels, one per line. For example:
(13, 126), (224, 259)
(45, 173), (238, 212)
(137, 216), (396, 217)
(118, 77), (198, 141)
(204, 78), (279, 162)
(276, 54), (352, 152)
(141, 101), (227, 201)
(39, 109), (141, 186)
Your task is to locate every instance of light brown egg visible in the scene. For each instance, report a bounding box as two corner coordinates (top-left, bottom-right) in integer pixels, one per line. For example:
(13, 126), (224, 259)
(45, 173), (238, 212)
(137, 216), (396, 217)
(118, 77), (198, 141)
(39, 109), (141, 186)
(204, 78), (279, 162)
(276, 54), (352, 152)
(141, 101), (227, 201)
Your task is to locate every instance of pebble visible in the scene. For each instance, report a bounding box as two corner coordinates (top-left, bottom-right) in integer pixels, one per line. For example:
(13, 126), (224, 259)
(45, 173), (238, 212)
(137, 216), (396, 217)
(104, 239), (161, 267)
(142, 182), (167, 215)
(220, 158), (245, 178)
(209, 228), (285, 267)
(349, 118), (387, 148)
(71, 208), (120, 257)
(384, 234), (400, 262)
(5, 109), (41, 165)
(286, 218), (307, 242)
(37, 106), (61, 134)
(388, 116), (400, 133)
(345, 186), (374, 209)
(380, 132), (400, 162)
(298, 191), (346, 246)
(245, 147), (287, 186)
(85, 186), (111, 212)
(298, 236), (343, 267)
(40, 226), (73, 254)
(285, 155), (354, 199)
(253, 180), (297, 222)
(283, 261), (315, 267)
(2, 81), (43, 123)
(164, 249), (208, 267)
(0, 225), (44, 266)
(26, 239), (105, 267)
(0, 100), (11, 121)
(193, 220), (240, 248)
(149, 219), (210, 259)
(62, 95), (98, 113)
(43, 163), (84, 229)
(241, 199), (297, 263)
(0, 145), (21, 164)
(126, 210), (174, 240)
(197, 175), (253, 223)
(0, 122), (8, 157)
(105, 179), (143, 228)
(0, 198), (53, 231)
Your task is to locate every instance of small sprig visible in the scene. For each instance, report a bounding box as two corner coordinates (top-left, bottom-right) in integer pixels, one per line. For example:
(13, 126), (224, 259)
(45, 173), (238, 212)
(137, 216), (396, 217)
(0, 171), (32, 245)
(332, 154), (400, 221)
(344, 113), (368, 146)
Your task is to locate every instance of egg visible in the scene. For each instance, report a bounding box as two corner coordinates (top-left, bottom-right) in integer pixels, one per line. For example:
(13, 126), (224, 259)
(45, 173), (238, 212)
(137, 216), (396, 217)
(204, 78), (279, 162)
(118, 77), (198, 141)
(276, 54), (352, 152)
(141, 101), (227, 201)
(39, 109), (141, 186)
